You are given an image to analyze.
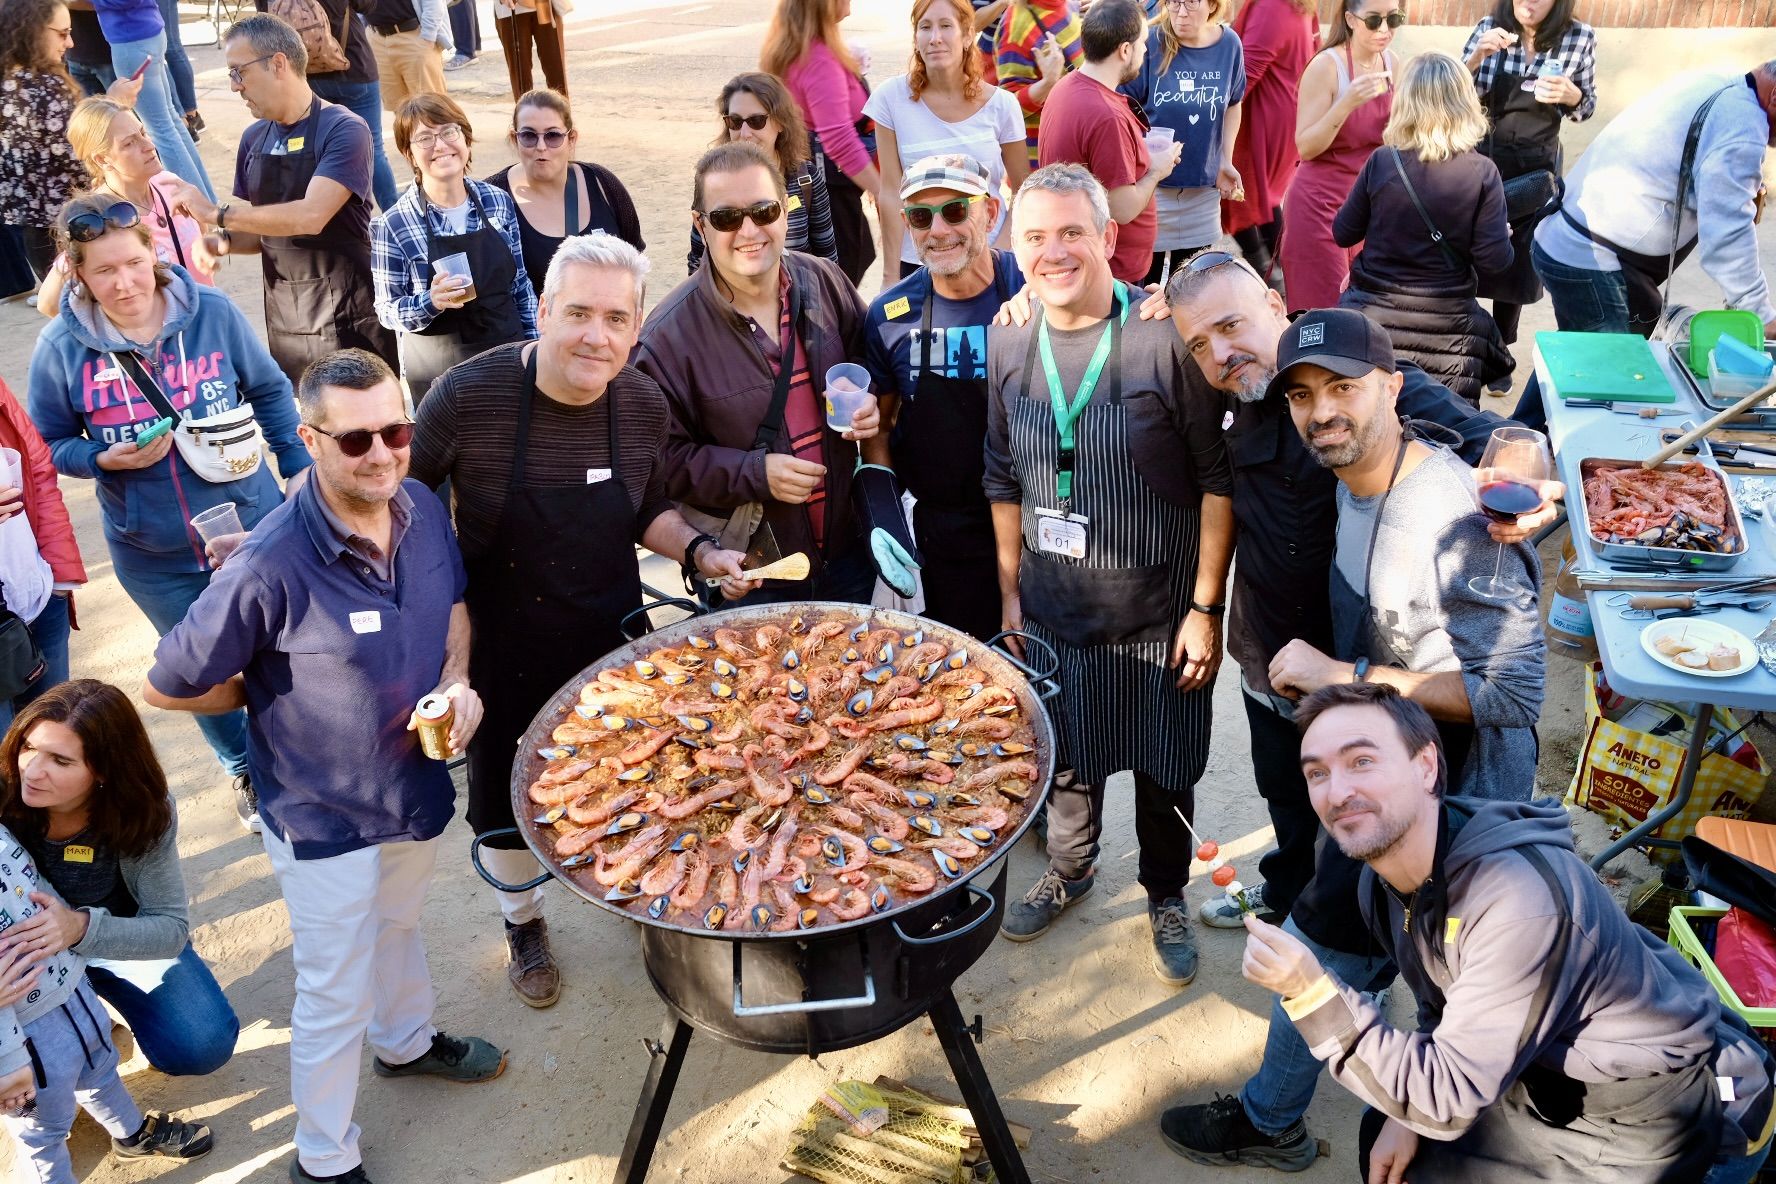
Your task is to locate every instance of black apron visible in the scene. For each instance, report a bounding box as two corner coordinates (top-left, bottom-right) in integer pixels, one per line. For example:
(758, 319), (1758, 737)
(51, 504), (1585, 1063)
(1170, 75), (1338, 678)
(248, 98), (397, 381)
(1477, 67), (1564, 306)
(398, 184), (527, 405)
(463, 351), (643, 843)
(897, 268), (1016, 641)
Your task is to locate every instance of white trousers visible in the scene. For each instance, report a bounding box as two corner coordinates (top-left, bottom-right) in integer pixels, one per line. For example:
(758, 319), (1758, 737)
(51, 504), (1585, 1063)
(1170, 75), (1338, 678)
(263, 829), (441, 1177)
(479, 845), (546, 925)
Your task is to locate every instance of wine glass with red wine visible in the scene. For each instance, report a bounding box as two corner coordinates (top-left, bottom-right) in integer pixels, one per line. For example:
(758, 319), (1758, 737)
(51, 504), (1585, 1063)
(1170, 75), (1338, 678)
(1470, 426), (1551, 600)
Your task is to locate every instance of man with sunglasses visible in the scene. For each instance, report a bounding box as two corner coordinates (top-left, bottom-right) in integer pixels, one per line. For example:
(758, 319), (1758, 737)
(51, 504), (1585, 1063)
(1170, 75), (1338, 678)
(164, 15), (397, 385)
(636, 141), (881, 605)
(859, 154), (1023, 640)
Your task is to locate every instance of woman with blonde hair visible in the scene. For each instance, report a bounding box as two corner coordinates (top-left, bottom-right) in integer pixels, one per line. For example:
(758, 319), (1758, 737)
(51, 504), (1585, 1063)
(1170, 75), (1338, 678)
(762, 0), (881, 284)
(1333, 51), (1514, 402)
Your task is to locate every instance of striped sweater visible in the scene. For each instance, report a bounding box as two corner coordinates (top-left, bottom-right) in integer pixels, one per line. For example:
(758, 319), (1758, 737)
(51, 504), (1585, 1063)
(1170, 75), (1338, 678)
(993, 0), (1084, 166)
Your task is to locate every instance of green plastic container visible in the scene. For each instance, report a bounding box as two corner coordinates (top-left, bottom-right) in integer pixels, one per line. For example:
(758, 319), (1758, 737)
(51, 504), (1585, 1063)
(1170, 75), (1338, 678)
(1687, 309), (1766, 378)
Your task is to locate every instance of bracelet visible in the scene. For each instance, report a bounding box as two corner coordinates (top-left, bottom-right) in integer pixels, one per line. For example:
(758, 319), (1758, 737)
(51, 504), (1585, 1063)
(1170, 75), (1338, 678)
(1188, 600), (1225, 617)
(1352, 656), (1371, 683)
(683, 532), (718, 572)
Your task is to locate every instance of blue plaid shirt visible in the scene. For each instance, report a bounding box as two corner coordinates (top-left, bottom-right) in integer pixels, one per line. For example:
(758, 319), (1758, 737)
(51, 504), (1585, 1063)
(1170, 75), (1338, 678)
(1463, 16), (1598, 124)
(371, 177), (539, 336)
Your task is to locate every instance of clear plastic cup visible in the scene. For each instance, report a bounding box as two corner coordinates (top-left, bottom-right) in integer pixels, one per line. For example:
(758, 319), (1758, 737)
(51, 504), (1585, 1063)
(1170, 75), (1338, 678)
(433, 251), (477, 302)
(191, 502), (243, 543)
(824, 363), (872, 434)
(1143, 126), (1176, 155)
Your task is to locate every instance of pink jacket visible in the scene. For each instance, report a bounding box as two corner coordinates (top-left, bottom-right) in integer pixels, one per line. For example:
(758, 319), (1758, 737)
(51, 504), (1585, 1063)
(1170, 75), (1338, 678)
(784, 41), (872, 178)
(0, 377), (85, 587)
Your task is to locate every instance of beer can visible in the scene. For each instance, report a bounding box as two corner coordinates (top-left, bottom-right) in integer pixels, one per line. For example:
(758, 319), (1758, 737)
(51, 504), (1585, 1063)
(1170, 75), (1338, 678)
(416, 694), (454, 760)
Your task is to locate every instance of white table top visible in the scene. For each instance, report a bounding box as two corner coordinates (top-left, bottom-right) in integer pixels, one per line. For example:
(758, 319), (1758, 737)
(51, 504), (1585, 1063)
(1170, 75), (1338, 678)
(1541, 340), (1776, 708)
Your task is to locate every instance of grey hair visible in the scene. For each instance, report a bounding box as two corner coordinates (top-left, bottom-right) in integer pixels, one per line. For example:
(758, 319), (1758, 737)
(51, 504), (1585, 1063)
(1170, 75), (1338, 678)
(1012, 163), (1111, 234)
(542, 231), (650, 310)
(1164, 252), (1269, 310)
(225, 13), (308, 76)
(297, 348), (397, 425)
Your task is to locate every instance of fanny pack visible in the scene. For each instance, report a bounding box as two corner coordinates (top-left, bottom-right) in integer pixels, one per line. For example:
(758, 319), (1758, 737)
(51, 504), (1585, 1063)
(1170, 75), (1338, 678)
(0, 586), (47, 702)
(116, 349), (265, 483)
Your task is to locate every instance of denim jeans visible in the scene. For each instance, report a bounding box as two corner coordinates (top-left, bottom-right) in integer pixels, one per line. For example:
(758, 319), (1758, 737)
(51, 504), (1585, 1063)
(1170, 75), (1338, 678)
(0, 593), (71, 735)
(1512, 242), (1637, 433)
(111, 560), (248, 777)
(1706, 1138), (1771, 1184)
(87, 943), (239, 1076)
(308, 75), (399, 211)
(1239, 915), (1396, 1136)
(155, 0), (198, 115)
(108, 33), (214, 202)
(67, 59), (117, 98)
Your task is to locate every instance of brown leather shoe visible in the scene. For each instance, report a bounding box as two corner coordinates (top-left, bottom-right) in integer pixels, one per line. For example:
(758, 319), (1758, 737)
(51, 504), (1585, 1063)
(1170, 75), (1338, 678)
(505, 918), (560, 1008)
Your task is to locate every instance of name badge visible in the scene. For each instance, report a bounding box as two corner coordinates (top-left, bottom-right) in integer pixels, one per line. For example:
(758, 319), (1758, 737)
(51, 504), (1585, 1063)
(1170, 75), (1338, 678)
(62, 845), (94, 864)
(95, 367), (122, 384)
(350, 610), (382, 634)
(1179, 78), (1195, 91)
(786, 194), (803, 213)
(587, 468), (613, 484)
(883, 296), (911, 320)
(1034, 507), (1089, 559)
(1718, 1076), (1737, 1103)
(286, 136), (306, 151)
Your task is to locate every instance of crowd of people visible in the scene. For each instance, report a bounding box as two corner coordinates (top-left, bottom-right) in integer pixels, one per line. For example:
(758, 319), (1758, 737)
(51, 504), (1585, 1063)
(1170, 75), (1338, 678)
(0, 0), (1773, 1181)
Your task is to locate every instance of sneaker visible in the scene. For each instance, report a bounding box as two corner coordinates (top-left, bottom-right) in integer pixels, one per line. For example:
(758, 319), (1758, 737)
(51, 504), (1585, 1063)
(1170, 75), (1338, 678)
(1200, 881), (1277, 929)
(233, 774), (261, 833)
(1486, 374), (1514, 394)
(113, 1111), (213, 1161)
(1148, 898), (1198, 986)
(373, 1030), (505, 1083)
(505, 917), (561, 1008)
(291, 1161), (372, 1183)
(1001, 867), (1094, 942)
(1159, 1093), (1317, 1172)
(444, 53), (474, 70)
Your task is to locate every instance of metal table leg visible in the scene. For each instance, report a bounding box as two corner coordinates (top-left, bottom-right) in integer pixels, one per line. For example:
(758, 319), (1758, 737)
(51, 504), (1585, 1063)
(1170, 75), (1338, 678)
(928, 988), (1032, 1184)
(613, 1015), (694, 1184)
(1589, 702), (1713, 872)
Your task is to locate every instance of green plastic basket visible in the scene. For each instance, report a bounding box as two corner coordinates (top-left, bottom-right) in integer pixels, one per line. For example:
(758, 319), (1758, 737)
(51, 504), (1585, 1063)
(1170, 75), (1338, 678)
(1667, 906), (1776, 1029)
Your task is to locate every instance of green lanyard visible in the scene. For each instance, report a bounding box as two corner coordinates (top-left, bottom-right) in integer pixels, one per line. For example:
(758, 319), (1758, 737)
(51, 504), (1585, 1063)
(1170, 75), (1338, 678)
(1037, 282), (1127, 506)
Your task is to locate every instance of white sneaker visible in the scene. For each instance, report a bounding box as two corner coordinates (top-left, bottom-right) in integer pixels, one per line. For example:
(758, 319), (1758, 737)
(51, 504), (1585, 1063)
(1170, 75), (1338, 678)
(1199, 881), (1267, 929)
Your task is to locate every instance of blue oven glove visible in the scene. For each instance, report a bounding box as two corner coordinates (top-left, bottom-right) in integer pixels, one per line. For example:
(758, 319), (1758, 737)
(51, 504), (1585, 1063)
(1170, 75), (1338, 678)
(852, 463), (923, 598)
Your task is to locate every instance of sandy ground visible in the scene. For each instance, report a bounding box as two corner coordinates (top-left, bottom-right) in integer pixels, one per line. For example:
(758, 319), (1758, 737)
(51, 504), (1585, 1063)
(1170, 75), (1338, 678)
(0, 2), (1773, 1181)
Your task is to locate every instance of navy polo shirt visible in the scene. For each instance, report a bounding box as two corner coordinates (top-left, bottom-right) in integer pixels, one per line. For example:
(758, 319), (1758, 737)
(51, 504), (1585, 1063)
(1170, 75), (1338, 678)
(148, 476), (466, 860)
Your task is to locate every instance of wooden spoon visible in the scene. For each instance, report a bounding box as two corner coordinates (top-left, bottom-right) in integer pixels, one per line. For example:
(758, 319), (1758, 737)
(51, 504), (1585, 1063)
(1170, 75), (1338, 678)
(1642, 375), (1776, 468)
(702, 552), (811, 586)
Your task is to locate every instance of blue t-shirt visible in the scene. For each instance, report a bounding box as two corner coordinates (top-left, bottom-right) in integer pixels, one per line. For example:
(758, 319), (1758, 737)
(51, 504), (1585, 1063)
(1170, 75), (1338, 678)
(1120, 26), (1247, 191)
(864, 250), (1025, 399)
(234, 100), (374, 244)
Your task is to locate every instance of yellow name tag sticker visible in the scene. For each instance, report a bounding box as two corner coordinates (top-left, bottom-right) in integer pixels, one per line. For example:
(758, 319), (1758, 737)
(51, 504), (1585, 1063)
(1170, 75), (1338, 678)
(1445, 917), (1462, 944)
(63, 845), (94, 864)
(884, 296), (911, 320)
(786, 194), (803, 213)
(286, 136), (305, 151)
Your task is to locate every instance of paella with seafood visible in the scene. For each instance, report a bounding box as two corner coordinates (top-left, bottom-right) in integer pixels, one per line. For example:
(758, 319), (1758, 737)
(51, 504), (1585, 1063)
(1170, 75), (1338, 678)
(523, 612), (1043, 933)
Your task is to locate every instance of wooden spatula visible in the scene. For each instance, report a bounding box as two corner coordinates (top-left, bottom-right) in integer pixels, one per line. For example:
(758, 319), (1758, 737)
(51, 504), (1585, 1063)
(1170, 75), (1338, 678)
(703, 552), (811, 586)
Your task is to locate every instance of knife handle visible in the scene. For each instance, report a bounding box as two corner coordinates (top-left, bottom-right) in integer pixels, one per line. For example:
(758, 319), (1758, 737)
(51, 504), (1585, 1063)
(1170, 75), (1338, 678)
(1628, 595), (1696, 610)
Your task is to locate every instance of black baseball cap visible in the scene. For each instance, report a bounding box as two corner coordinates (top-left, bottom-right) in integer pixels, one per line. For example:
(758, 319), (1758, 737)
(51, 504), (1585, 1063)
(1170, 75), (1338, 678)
(1264, 309), (1396, 401)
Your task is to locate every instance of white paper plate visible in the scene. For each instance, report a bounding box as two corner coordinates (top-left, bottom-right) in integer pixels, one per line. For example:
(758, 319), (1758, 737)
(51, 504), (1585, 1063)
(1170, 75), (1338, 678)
(1639, 619), (1758, 678)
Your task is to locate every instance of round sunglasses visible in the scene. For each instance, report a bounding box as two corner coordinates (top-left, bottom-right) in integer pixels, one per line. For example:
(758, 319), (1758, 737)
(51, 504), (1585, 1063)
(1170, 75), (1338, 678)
(515, 128), (570, 149)
(698, 199), (783, 233)
(66, 200), (142, 243)
(307, 421), (415, 457)
(722, 113), (772, 132)
(901, 195), (984, 231)
(1354, 10), (1406, 30)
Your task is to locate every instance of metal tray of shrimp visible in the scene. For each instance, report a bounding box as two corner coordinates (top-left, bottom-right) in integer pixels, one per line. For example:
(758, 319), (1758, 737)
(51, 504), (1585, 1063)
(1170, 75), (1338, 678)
(1578, 456), (1751, 571)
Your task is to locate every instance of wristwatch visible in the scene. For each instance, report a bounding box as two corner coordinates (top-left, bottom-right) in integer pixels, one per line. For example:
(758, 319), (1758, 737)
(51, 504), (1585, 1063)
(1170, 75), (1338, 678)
(682, 533), (719, 583)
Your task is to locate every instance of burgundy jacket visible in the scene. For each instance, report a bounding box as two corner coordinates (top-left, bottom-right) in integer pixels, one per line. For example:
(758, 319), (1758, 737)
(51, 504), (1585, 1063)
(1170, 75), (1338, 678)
(633, 251), (867, 572)
(0, 377), (85, 589)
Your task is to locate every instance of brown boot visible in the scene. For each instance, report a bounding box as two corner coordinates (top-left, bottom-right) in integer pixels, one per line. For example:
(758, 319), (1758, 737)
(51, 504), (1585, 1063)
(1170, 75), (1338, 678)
(504, 918), (560, 1008)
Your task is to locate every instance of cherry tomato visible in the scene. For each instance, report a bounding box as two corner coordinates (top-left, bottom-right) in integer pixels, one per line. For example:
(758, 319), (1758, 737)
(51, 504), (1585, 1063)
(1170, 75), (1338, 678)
(1211, 864), (1236, 887)
(1196, 841), (1219, 862)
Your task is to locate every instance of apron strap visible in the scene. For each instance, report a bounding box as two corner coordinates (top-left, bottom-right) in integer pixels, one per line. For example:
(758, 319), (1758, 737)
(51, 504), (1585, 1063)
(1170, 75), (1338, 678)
(565, 163), (580, 238)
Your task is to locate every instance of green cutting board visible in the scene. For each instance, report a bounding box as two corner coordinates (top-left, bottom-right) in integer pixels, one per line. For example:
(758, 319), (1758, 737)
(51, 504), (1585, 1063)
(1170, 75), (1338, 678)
(1537, 331), (1677, 404)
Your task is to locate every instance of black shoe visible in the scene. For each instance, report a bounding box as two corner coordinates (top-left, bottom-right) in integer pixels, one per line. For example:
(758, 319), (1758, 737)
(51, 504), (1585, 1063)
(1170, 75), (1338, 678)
(1148, 898), (1198, 986)
(1001, 867), (1094, 941)
(1159, 1093), (1317, 1172)
(373, 1030), (505, 1082)
(234, 773), (261, 833)
(291, 1161), (373, 1183)
(113, 1111), (213, 1161)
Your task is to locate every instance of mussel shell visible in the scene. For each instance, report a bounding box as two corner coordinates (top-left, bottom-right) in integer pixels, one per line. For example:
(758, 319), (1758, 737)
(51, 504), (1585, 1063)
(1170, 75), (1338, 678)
(793, 874), (815, 895)
(711, 681), (735, 699)
(732, 849), (752, 872)
(804, 784), (834, 805)
(703, 902), (728, 929)
(559, 852), (595, 869)
(917, 660), (942, 683)
(713, 657), (739, 679)
(934, 851), (964, 879)
(960, 826), (996, 846)
(749, 904), (774, 930)
(676, 652), (705, 669)
(789, 615), (808, 635)
(604, 878), (644, 902)
(876, 641), (896, 664)
(849, 623), (869, 643)
(616, 766), (655, 783)
(669, 831), (701, 852)
(870, 885), (892, 912)
(901, 788), (938, 810)
(798, 907), (820, 930)
(787, 677), (809, 702)
(863, 664), (897, 684)
(533, 805), (567, 825)
(893, 733), (928, 752)
(647, 896), (671, 920)
(931, 718), (961, 736)
(601, 714), (636, 731)
(537, 744), (576, 760)
(997, 782), (1031, 801)
(673, 734), (705, 751)
(676, 714), (715, 732)
(983, 703), (1018, 717)
(687, 634), (714, 650)
(992, 742), (1033, 757)
(574, 703), (606, 720)
(866, 835), (905, 854)
(846, 688), (875, 716)
(606, 811), (648, 835)
(945, 647), (969, 670)
(822, 836), (848, 867)
(959, 741), (991, 758)
(782, 649), (801, 669)
(903, 629), (924, 646)
(951, 682), (983, 701)
(930, 750), (964, 766)
(794, 706), (815, 725)
(662, 673), (694, 686)
(911, 815), (943, 837)
(843, 646), (863, 664)
(759, 808), (785, 832)
(634, 660), (659, 679)
(945, 793), (982, 809)
(706, 799), (743, 813)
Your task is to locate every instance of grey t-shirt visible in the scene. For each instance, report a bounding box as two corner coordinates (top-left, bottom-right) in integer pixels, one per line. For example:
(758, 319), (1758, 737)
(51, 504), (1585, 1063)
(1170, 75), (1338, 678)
(1331, 444), (1546, 799)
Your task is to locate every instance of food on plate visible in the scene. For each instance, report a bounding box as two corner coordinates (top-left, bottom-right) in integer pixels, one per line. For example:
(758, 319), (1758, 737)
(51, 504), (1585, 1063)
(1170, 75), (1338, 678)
(1584, 462), (1735, 552)
(1707, 645), (1743, 671)
(1676, 650), (1710, 669)
(1654, 632), (1696, 657)
(524, 614), (1039, 932)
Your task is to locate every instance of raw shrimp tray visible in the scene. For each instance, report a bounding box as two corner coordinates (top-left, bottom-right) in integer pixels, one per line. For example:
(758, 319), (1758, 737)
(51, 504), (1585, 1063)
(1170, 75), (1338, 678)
(1577, 457), (1750, 572)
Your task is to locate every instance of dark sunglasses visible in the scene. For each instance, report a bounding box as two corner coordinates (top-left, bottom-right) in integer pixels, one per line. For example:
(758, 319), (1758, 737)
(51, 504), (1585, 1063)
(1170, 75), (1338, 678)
(1354, 10), (1406, 30)
(515, 128), (569, 148)
(699, 199), (783, 233)
(66, 201), (142, 243)
(308, 421), (415, 457)
(722, 113), (771, 132)
(902, 195), (984, 231)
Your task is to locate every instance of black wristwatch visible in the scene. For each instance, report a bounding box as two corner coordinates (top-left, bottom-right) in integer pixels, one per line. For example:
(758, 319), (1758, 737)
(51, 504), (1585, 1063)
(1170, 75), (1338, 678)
(682, 533), (719, 583)
(1188, 600), (1225, 617)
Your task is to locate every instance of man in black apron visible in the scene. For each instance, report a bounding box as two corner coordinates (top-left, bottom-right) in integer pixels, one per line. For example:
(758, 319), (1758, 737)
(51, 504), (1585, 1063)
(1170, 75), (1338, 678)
(168, 14), (397, 383)
(408, 233), (749, 1008)
(860, 154), (1023, 640)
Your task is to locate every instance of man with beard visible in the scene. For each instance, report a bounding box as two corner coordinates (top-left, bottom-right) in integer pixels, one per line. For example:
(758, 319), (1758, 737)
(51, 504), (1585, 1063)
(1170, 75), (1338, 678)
(861, 154), (1024, 639)
(986, 163), (1233, 987)
(1241, 682), (1773, 1184)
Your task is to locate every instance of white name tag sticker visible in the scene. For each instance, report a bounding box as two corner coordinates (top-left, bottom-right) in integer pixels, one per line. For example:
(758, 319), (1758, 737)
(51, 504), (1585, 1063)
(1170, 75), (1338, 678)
(350, 611), (382, 634)
(1180, 78), (1195, 91)
(1718, 1076), (1737, 1103)
(95, 367), (122, 383)
(586, 468), (613, 484)
(1034, 507), (1089, 559)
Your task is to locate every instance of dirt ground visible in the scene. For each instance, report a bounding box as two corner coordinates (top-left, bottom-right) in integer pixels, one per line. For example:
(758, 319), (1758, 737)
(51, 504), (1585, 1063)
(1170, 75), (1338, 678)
(0, 2), (1772, 1181)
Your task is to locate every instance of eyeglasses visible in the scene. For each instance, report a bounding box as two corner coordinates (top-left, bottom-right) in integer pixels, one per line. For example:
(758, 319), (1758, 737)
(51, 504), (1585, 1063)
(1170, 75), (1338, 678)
(901, 194), (984, 231)
(227, 53), (275, 85)
(65, 201), (141, 243)
(515, 128), (569, 149)
(698, 199), (783, 233)
(1164, 0), (1209, 9)
(1354, 10), (1406, 30)
(307, 421), (415, 457)
(722, 113), (772, 132)
(410, 125), (465, 150)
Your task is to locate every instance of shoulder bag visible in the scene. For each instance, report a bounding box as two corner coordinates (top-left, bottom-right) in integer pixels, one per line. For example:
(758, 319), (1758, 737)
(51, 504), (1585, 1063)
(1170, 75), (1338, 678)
(116, 350), (266, 484)
(0, 585), (46, 702)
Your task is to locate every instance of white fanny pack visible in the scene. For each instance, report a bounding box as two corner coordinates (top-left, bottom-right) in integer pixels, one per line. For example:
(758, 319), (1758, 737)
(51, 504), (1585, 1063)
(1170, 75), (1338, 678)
(114, 341), (265, 484)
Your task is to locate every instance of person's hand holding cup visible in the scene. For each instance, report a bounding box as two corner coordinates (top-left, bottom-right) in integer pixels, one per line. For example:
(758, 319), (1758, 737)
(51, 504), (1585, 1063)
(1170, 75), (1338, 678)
(430, 252), (476, 309)
(192, 503), (245, 568)
(824, 363), (877, 443)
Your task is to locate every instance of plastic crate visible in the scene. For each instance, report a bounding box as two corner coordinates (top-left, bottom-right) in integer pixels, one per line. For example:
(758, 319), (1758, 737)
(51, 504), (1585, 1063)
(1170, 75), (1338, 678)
(1668, 906), (1776, 1032)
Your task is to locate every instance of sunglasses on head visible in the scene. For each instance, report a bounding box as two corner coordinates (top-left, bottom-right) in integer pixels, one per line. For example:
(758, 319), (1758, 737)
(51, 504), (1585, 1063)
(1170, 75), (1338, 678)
(901, 195), (984, 231)
(66, 201), (142, 243)
(1354, 10), (1406, 29)
(723, 113), (771, 132)
(515, 128), (569, 148)
(699, 199), (783, 233)
(308, 421), (415, 457)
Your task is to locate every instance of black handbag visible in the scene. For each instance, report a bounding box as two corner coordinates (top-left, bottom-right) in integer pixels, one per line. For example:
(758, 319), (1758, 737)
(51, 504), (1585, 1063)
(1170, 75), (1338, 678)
(0, 586), (46, 702)
(1502, 168), (1561, 225)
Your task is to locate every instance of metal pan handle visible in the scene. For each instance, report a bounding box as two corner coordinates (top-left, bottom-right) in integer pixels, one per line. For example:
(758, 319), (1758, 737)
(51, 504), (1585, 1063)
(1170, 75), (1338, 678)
(731, 932), (877, 1017)
(470, 828), (554, 893)
(986, 630), (1061, 703)
(620, 597), (706, 641)
(891, 880), (996, 947)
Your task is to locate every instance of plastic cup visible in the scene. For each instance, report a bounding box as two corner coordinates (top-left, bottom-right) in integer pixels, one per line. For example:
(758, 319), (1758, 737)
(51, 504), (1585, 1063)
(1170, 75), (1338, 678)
(191, 502), (243, 544)
(1143, 126), (1176, 155)
(824, 363), (872, 434)
(433, 251), (477, 302)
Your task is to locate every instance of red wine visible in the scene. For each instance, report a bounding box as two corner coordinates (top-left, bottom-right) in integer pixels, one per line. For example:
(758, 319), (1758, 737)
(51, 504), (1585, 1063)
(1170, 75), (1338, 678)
(1478, 479), (1542, 523)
